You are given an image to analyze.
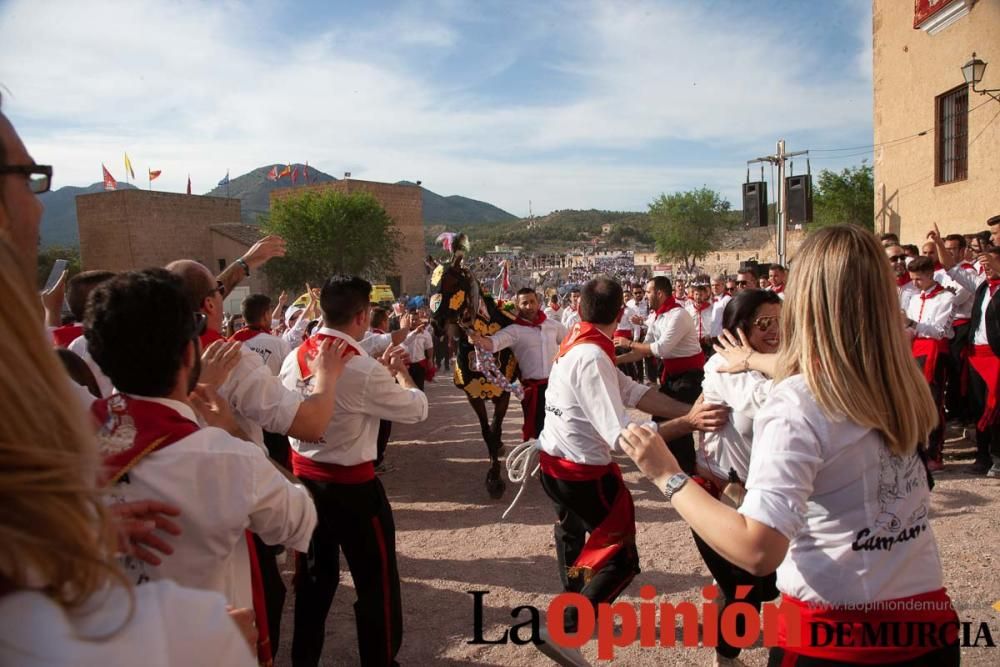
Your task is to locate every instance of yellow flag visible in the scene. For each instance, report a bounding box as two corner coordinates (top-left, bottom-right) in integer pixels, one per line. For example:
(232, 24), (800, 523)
(124, 152), (135, 179)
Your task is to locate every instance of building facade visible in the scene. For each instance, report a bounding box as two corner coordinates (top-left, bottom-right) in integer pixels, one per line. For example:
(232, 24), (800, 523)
(873, 0), (1000, 243)
(270, 179), (425, 297)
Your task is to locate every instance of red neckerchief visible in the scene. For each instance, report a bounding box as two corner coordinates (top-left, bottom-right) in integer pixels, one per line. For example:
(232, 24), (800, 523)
(296, 331), (362, 380)
(692, 301), (711, 313)
(990, 278), (1000, 297)
(919, 283), (944, 301)
(654, 295), (682, 317)
(960, 261), (976, 271)
(200, 328), (225, 348)
(371, 328), (386, 335)
(933, 262), (944, 272)
(771, 283), (785, 294)
(515, 310), (547, 328)
(92, 394), (200, 486)
(896, 274), (912, 287)
(550, 304), (561, 312)
(52, 323), (84, 348)
(557, 322), (616, 362)
(230, 326), (270, 342)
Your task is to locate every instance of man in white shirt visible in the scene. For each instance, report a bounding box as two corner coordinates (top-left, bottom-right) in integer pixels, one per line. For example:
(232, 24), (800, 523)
(85, 269), (319, 665)
(942, 233), (979, 423)
(535, 276), (726, 650)
(613, 276), (706, 474)
(684, 281), (714, 354)
(709, 274), (732, 339)
(470, 288), (567, 440)
(561, 287), (582, 329)
(401, 307), (434, 390)
(543, 292), (562, 321)
(767, 264), (787, 298)
(625, 284), (651, 382)
(887, 243), (920, 313)
(231, 293), (291, 376)
(904, 255), (956, 471)
(280, 275), (429, 667)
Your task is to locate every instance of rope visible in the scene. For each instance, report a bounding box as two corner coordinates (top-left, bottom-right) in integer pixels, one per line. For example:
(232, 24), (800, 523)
(501, 439), (540, 520)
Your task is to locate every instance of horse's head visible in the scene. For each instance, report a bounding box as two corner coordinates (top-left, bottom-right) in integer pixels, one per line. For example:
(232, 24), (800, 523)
(429, 233), (482, 336)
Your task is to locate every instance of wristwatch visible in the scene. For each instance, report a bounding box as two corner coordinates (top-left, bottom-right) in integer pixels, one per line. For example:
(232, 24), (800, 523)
(237, 258), (250, 276)
(661, 472), (690, 501)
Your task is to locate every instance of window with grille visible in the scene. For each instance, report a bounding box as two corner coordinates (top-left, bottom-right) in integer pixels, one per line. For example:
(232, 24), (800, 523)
(936, 86), (968, 185)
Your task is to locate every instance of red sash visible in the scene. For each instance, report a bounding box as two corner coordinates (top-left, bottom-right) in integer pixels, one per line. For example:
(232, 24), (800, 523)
(520, 378), (548, 441)
(296, 332), (361, 381)
(515, 311), (547, 328)
(538, 452), (635, 583)
(911, 337), (948, 384)
(968, 345), (1000, 431)
(557, 322), (616, 361)
(290, 449), (376, 484)
(200, 328), (225, 349)
(660, 352), (706, 383)
(52, 323), (84, 348)
(775, 589), (958, 664)
(230, 327), (269, 342)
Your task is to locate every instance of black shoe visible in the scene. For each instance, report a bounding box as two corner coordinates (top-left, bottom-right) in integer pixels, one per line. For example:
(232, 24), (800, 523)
(968, 460), (991, 474)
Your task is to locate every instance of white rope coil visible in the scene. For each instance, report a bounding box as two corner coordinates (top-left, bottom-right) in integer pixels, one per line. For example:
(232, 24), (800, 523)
(501, 439), (540, 520)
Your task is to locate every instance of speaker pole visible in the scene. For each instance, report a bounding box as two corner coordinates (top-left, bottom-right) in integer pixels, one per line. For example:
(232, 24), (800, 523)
(777, 139), (786, 268)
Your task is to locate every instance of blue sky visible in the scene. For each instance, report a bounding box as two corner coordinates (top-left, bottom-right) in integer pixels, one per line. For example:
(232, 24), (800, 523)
(0, 0), (873, 216)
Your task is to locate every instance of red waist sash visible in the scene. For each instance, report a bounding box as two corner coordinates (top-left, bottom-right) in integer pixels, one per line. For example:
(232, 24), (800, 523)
(953, 317), (971, 327)
(911, 338), (948, 384)
(775, 588), (959, 664)
(968, 344), (1000, 431)
(538, 451), (635, 583)
(290, 449), (375, 484)
(659, 351), (706, 383)
(520, 378), (548, 441)
(52, 323), (84, 348)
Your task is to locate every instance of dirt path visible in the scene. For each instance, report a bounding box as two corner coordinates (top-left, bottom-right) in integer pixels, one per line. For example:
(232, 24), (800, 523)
(275, 377), (1000, 666)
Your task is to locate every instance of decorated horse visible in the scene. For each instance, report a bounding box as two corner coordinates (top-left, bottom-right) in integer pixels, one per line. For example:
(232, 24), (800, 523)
(429, 233), (519, 498)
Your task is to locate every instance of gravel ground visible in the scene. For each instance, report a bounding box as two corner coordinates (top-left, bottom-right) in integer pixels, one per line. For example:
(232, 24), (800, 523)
(274, 376), (1000, 666)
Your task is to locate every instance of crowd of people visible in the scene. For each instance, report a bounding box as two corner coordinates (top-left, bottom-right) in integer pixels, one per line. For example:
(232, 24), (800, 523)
(1, 93), (995, 667)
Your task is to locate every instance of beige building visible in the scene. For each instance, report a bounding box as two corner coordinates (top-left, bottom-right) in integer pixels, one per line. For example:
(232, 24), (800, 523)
(873, 0), (1000, 243)
(270, 179), (425, 296)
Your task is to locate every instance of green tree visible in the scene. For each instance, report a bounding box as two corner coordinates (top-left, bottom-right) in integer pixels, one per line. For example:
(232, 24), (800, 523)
(812, 163), (874, 231)
(649, 187), (732, 272)
(261, 190), (401, 291)
(36, 245), (81, 288)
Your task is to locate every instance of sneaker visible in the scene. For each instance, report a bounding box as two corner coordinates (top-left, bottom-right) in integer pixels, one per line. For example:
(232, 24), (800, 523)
(535, 627), (591, 667)
(969, 460), (992, 474)
(926, 458), (944, 472)
(987, 464), (1000, 479)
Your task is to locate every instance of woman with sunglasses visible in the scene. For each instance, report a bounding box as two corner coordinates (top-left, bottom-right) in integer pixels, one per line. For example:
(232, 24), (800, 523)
(692, 288), (782, 666)
(619, 226), (958, 666)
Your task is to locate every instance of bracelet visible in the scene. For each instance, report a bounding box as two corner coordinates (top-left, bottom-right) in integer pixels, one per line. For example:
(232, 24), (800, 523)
(237, 258), (250, 276)
(743, 349), (754, 372)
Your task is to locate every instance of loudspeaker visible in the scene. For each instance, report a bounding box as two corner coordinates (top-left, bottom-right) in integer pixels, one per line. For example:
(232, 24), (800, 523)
(742, 181), (768, 228)
(785, 175), (813, 224)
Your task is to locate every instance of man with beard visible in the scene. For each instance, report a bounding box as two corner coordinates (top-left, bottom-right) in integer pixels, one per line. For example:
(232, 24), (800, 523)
(886, 243), (920, 312)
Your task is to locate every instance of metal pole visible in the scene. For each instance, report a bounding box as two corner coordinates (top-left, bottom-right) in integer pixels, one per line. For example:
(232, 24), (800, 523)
(776, 139), (786, 268)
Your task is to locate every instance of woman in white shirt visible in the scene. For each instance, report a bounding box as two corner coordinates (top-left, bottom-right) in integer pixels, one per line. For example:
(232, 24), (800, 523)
(620, 225), (959, 666)
(695, 287), (782, 666)
(0, 238), (255, 667)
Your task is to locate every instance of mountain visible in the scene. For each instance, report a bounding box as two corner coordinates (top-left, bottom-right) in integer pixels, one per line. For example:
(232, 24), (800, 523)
(37, 166), (517, 247)
(39, 181), (138, 247)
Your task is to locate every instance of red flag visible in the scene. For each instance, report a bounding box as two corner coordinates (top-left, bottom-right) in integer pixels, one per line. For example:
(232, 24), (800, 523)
(266, 166), (278, 181)
(102, 164), (117, 190)
(291, 166), (299, 184)
(148, 169), (162, 181)
(303, 162), (309, 181)
(186, 175), (192, 195)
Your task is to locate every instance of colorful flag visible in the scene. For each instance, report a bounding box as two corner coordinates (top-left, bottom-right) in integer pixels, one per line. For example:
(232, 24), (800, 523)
(278, 164), (291, 179)
(186, 175), (192, 195)
(266, 165), (279, 181)
(218, 170), (230, 186)
(148, 169), (162, 181)
(291, 166), (299, 185)
(102, 164), (117, 191)
(124, 152), (135, 180)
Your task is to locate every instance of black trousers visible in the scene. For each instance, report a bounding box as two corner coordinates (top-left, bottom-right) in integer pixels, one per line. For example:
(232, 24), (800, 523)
(375, 420), (392, 467)
(945, 321), (971, 422)
(252, 533), (287, 657)
(914, 354), (948, 461)
(539, 470), (640, 632)
(692, 532), (777, 659)
(407, 362), (426, 391)
(263, 430), (290, 469)
(652, 368), (704, 475)
(292, 477), (402, 667)
(968, 360), (1000, 465)
(767, 643), (959, 666)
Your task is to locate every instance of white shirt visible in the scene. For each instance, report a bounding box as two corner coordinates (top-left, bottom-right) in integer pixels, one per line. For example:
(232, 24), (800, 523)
(538, 342), (651, 465)
(280, 328), (429, 466)
(561, 306), (581, 329)
(698, 353), (773, 482)
(360, 330), (394, 358)
(67, 335), (114, 398)
(947, 263), (980, 320)
(684, 301), (714, 341)
(282, 313), (311, 349)
(0, 581), (254, 667)
(946, 264), (989, 345)
(897, 280), (920, 314)
(488, 317), (567, 380)
(109, 396), (316, 610)
(626, 298), (649, 338)
(710, 293), (732, 338)
(644, 306), (702, 359)
(240, 331), (291, 376)
(904, 284), (955, 340)
(739, 375), (944, 605)
(401, 327), (433, 364)
(543, 305), (562, 320)
(218, 345), (303, 449)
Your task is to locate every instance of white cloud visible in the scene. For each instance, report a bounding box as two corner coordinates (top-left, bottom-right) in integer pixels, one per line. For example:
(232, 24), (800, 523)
(0, 0), (872, 215)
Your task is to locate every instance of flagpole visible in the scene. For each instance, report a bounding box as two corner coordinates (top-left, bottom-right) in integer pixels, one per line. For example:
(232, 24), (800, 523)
(226, 169), (230, 198)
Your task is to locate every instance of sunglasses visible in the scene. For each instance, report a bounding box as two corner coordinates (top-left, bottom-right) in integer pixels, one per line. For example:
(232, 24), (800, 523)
(753, 315), (779, 332)
(209, 280), (226, 298)
(735, 280), (749, 287)
(193, 312), (207, 338)
(888, 255), (907, 263)
(0, 164), (53, 194)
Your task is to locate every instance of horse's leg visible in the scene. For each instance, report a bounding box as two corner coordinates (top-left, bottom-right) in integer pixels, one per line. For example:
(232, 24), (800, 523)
(483, 392), (511, 499)
(469, 397), (503, 498)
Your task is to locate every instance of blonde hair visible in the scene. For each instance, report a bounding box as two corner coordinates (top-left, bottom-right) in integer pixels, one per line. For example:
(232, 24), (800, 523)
(0, 235), (125, 608)
(775, 225), (937, 455)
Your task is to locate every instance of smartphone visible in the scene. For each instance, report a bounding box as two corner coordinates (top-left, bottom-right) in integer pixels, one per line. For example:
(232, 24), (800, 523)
(44, 259), (68, 291)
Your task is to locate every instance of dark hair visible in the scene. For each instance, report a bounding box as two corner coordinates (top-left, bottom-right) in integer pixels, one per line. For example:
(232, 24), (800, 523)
(66, 270), (115, 321)
(880, 233), (900, 243)
(769, 264), (786, 273)
(241, 293), (271, 326)
(370, 307), (389, 330)
(988, 215), (1000, 227)
(549, 293), (559, 304)
(648, 275), (671, 295)
(515, 287), (536, 299)
(902, 244), (920, 256)
(907, 256), (935, 274)
(943, 234), (966, 249)
(320, 275), (372, 326)
(722, 289), (782, 339)
(56, 348), (101, 399)
(569, 287), (581, 295)
(737, 266), (757, 280)
(581, 276), (623, 325)
(86, 269), (197, 397)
